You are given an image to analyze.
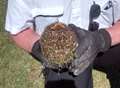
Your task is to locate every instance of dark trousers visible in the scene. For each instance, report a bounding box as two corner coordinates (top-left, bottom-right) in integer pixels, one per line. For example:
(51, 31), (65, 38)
(44, 65), (93, 88)
(44, 44), (120, 88)
(94, 44), (120, 88)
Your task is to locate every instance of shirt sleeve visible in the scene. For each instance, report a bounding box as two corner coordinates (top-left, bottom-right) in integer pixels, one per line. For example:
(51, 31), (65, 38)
(5, 0), (33, 34)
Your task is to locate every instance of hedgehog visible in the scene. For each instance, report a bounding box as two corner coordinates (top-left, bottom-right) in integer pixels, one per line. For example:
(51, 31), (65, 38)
(40, 22), (78, 68)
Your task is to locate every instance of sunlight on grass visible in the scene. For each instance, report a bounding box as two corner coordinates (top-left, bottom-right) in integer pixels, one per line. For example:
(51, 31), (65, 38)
(0, 33), (44, 88)
(93, 70), (110, 88)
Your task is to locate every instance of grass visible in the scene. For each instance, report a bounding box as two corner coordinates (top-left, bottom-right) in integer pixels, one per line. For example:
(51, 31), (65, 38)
(0, 33), (45, 88)
(0, 0), (110, 88)
(0, 0), (6, 32)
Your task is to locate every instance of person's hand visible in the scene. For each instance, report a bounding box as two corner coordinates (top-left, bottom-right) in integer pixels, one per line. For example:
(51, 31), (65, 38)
(68, 24), (111, 76)
(30, 40), (53, 68)
(31, 40), (64, 69)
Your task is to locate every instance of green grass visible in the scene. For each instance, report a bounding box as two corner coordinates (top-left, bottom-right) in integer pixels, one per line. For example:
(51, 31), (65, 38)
(0, 0), (6, 32)
(0, 0), (110, 88)
(0, 33), (44, 88)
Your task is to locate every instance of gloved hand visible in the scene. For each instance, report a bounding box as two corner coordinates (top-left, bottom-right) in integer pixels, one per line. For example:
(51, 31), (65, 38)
(68, 24), (111, 76)
(30, 40), (53, 68)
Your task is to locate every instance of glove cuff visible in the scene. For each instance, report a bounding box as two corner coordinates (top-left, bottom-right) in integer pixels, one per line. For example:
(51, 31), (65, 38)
(30, 40), (44, 63)
(97, 29), (112, 52)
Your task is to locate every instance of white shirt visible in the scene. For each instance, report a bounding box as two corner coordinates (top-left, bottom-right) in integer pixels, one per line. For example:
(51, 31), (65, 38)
(5, 0), (120, 35)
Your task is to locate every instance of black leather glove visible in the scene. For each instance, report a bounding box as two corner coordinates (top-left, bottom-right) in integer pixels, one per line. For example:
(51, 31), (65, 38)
(30, 40), (52, 68)
(68, 24), (111, 76)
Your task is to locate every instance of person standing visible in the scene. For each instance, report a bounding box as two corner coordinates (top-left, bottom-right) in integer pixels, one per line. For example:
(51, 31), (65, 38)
(5, 0), (120, 88)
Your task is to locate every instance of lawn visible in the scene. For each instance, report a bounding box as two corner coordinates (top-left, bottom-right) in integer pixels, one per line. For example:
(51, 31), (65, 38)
(0, 0), (110, 88)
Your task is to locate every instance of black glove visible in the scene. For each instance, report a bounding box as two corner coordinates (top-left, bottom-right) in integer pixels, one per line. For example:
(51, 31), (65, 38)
(68, 24), (111, 76)
(30, 40), (52, 68)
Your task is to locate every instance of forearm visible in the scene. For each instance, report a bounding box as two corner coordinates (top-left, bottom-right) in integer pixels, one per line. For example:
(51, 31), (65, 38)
(106, 21), (120, 46)
(10, 28), (40, 52)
